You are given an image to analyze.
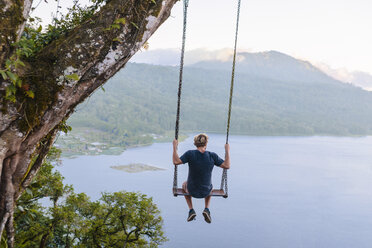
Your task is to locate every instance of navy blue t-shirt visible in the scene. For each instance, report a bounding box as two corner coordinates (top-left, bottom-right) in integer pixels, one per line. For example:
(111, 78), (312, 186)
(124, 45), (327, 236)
(180, 150), (224, 198)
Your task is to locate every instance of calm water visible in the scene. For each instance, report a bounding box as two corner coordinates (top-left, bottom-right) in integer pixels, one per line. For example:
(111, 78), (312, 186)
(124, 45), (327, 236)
(58, 135), (372, 248)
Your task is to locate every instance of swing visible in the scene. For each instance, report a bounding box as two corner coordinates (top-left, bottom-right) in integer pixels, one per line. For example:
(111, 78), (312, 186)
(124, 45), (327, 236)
(172, 0), (241, 199)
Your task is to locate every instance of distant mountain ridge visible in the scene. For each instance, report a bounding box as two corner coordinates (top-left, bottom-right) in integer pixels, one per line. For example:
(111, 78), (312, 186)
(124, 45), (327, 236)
(190, 50), (340, 85)
(350, 71), (372, 90)
(316, 63), (372, 91)
(132, 49), (372, 90)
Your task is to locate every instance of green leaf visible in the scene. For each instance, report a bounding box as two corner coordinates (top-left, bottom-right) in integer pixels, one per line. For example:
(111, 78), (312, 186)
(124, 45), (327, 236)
(16, 60), (25, 67)
(29, 210), (36, 218)
(23, 49), (33, 57)
(1, 233), (8, 248)
(5, 59), (11, 68)
(110, 24), (120, 29)
(6, 71), (17, 83)
(59, 121), (72, 133)
(16, 78), (22, 87)
(0, 70), (8, 80)
(36, 25), (42, 33)
(101, 86), (105, 92)
(25, 90), (35, 99)
(65, 73), (80, 81)
(9, 84), (16, 94)
(25, 188), (33, 196)
(114, 18), (126, 25)
(5, 86), (12, 97)
(6, 95), (16, 102)
(131, 22), (139, 29)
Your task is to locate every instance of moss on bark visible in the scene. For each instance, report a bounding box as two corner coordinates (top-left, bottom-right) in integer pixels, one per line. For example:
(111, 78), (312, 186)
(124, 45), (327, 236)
(0, 0), (26, 66)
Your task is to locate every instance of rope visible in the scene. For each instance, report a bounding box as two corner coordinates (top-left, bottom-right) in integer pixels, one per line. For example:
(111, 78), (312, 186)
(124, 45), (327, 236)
(173, 0), (189, 193)
(175, 0), (189, 141)
(226, 0), (241, 145)
(221, 0), (241, 198)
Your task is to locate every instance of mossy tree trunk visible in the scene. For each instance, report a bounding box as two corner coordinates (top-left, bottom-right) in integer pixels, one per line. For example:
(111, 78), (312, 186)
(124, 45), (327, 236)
(0, 0), (178, 246)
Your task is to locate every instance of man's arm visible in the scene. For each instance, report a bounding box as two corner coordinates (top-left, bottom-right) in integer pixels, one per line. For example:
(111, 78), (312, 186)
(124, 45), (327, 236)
(220, 144), (230, 169)
(173, 139), (183, 165)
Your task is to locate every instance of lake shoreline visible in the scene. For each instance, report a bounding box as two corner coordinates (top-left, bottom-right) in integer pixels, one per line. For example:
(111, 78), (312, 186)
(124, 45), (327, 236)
(57, 130), (371, 158)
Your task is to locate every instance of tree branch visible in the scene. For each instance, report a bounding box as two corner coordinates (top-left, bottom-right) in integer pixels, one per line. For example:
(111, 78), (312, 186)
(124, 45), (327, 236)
(5, 211), (14, 248)
(17, 127), (59, 200)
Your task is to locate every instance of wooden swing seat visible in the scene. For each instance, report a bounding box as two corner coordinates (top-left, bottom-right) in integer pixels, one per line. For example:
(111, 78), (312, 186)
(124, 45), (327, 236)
(173, 188), (228, 198)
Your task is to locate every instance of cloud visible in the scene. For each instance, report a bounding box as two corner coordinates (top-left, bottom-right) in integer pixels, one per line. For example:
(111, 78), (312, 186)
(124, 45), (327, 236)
(131, 48), (251, 66)
(315, 62), (372, 91)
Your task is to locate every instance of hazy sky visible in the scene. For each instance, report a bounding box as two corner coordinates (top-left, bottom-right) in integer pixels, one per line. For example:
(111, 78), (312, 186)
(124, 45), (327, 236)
(32, 0), (372, 74)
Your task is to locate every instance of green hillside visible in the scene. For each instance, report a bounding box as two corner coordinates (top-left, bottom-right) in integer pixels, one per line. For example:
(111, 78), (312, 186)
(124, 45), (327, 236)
(57, 60), (372, 155)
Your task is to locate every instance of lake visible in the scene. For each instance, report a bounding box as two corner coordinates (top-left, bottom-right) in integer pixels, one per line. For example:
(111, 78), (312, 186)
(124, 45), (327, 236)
(57, 134), (372, 248)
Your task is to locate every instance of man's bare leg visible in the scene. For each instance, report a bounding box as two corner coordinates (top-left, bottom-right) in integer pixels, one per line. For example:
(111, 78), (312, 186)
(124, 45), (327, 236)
(183, 181), (196, 221)
(182, 181), (193, 209)
(204, 195), (211, 209)
(185, 195), (193, 209)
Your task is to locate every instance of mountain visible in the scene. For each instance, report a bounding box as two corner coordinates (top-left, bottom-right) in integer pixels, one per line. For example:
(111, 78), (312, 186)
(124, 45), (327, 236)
(350, 71), (372, 91)
(191, 50), (341, 85)
(303, 62), (372, 91)
(66, 59), (372, 140)
(133, 48), (372, 91)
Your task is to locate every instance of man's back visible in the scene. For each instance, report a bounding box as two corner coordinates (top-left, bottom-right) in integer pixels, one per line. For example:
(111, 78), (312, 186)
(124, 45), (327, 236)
(180, 150), (224, 198)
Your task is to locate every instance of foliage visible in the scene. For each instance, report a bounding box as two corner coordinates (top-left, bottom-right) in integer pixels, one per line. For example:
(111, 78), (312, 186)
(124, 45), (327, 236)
(53, 0), (106, 34)
(0, 0), (106, 102)
(15, 150), (74, 248)
(0, 234), (7, 248)
(58, 120), (72, 134)
(82, 192), (167, 247)
(15, 147), (167, 248)
(0, 36), (34, 102)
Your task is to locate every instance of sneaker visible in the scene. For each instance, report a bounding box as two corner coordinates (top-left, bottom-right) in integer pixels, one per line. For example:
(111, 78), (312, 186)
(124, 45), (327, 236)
(202, 208), (212, 223)
(187, 209), (196, 222)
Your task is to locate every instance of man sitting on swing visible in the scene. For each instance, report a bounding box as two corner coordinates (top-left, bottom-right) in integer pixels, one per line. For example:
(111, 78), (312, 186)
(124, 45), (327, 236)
(173, 133), (230, 223)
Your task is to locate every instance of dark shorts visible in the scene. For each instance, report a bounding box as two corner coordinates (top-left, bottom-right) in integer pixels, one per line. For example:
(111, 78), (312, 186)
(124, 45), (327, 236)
(182, 181), (212, 198)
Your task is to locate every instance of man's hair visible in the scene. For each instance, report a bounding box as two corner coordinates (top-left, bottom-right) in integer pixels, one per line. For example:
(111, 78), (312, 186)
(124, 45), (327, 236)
(194, 133), (208, 147)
